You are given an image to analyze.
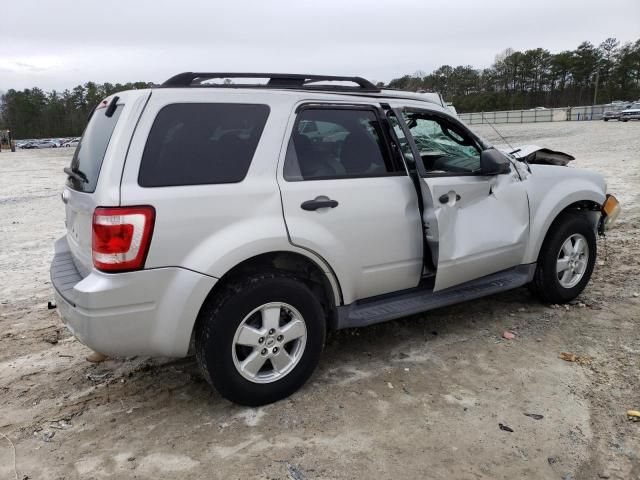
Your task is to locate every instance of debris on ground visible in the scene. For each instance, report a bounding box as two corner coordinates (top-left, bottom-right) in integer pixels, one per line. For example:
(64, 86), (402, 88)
(42, 331), (59, 344)
(42, 431), (55, 442)
(626, 410), (640, 422)
(86, 371), (111, 382)
(524, 413), (544, 420)
(502, 331), (516, 340)
(498, 423), (514, 432)
(86, 352), (108, 363)
(286, 462), (307, 480)
(49, 420), (72, 430)
(559, 352), (592, 365)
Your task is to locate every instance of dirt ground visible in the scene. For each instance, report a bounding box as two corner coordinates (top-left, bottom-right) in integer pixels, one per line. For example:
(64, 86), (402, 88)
(1, 121), (639, 480)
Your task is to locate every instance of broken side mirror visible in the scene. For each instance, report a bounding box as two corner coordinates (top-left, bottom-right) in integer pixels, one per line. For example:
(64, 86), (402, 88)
(480, 148), (511, 175)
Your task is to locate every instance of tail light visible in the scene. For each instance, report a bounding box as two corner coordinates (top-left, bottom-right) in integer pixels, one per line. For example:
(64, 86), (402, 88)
(92, 206), (155, 272)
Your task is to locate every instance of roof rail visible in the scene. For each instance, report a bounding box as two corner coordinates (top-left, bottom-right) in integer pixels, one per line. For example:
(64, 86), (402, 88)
(160, 72), (380, 92)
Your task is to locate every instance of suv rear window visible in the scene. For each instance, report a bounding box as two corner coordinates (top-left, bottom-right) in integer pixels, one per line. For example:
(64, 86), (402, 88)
(138, 103), (270, 187)
(67, 104), (123, 193)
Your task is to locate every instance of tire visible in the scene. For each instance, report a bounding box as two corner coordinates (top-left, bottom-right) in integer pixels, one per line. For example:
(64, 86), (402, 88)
(603, 118), (609, 122)
(195, 272), (326, 406)
(621, 119), (628, 122)
(529, 212), (597, 304)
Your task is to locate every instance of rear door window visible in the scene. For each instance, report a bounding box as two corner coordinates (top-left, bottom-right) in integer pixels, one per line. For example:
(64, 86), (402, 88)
(138, 103), (270, 187)
(283, 107), (398, 181)
(67, 104), (123, 192)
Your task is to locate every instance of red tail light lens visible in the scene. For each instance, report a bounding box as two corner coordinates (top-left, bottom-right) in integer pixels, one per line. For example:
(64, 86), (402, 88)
(92, 206), (155, 272)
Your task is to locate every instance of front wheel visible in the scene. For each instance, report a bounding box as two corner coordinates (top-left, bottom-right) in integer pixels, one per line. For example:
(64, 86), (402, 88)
(195, 273), (326, 406)
(529, 213), (597, 304)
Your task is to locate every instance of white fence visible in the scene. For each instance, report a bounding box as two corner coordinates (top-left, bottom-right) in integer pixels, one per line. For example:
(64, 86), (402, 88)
(458, 105), (611, 124)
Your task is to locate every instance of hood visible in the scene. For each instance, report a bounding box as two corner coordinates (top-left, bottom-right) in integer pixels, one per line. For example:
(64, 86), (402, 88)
(500, 145), (575, 166)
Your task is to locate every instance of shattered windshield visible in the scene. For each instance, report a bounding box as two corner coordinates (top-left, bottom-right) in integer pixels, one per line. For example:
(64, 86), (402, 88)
(403, 113), (481, 173)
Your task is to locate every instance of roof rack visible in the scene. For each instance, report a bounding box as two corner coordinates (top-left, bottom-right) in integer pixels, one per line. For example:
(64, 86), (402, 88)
(160, 72), (380, 92)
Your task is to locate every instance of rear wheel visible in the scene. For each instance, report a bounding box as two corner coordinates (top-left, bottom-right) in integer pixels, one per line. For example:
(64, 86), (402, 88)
(530, 213), (597, 304)
(195, 272), (326, 406)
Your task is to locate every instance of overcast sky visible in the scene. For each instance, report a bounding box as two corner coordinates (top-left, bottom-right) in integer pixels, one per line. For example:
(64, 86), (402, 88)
(2, 0), (639, 92)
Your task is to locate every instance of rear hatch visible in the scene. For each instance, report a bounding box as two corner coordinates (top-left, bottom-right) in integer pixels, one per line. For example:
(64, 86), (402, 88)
(63, 97), (127, 277)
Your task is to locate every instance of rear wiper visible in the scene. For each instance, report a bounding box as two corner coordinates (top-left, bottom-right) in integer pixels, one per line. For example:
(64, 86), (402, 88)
(64, 167), (89, 183)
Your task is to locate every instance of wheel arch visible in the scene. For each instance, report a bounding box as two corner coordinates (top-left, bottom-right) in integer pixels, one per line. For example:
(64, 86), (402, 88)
(525, 192), (603, 264)
(192, 251), (342, 348)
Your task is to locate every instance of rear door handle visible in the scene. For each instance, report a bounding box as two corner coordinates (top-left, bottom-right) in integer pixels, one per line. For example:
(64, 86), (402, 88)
(301, 198), (339, 211)
(439, 193), (461, 204)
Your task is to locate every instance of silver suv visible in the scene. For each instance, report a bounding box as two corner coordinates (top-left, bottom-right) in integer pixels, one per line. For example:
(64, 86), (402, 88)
(51, 73), (620, 405)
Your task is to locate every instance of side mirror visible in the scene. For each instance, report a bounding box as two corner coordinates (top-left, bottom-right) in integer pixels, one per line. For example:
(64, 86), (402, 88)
(480, 148), (511, 175)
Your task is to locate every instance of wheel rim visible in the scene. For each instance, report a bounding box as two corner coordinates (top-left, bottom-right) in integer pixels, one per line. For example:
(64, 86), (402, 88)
(556, 233), (589, 288)
(232, 302), (307, 384)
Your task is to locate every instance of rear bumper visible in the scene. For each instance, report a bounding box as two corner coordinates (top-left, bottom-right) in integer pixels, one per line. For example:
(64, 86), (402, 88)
(51, 236), (217, 357)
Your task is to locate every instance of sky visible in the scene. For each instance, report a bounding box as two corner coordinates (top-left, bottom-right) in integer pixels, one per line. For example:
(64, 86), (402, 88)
(1, 0), (639, 92)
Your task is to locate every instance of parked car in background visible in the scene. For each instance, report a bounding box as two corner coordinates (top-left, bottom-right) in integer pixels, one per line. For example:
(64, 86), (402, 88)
(619, 103), (640, 122)
(52, 72), (620, 406)
(602, 103), (631, 121)
(63, 138), (80, 147)
(18, 138), (69, 148)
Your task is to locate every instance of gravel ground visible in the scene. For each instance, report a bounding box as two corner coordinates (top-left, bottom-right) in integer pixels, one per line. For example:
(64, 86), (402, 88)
(0, 121), (639, 480)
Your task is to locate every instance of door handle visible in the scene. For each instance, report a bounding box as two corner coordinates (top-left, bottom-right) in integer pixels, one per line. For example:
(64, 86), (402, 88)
(301, 198), (339, 211)
(438, 193), (461, 204)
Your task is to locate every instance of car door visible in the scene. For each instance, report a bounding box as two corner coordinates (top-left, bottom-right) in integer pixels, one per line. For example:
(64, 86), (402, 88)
(277, 104), (423, 303)
(393, 108), (530, 291)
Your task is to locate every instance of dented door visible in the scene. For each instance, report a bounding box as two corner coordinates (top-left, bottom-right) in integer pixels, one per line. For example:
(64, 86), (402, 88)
(389, 106), (530, 291)
(424, 170), (529, 291)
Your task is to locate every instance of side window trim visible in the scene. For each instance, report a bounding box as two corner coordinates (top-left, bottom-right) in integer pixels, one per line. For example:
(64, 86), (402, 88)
(397, 107), (486, 178)
(284, 103), (407, 181)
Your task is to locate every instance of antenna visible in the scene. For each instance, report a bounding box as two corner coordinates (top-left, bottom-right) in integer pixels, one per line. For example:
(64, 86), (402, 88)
(481, 112), (515, 152)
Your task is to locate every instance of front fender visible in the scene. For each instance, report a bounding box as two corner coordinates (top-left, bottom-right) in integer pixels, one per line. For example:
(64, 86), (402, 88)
(523, 165), (606, 263)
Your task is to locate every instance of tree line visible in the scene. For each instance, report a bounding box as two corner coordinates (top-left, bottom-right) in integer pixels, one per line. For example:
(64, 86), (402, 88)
(0, 82), (152, 140)
(1, 37), (639, 139)
(386, 38), (640, 113)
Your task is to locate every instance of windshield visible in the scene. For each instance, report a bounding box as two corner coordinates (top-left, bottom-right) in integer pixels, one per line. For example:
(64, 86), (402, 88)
(67, 104), (123, 192)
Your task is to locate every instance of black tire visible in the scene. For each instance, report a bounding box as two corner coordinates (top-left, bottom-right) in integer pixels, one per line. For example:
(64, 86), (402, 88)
(621, 119), (628, 122)
(195, 272), (326, 406)
(529, 213), (597, 304)
(603, 118), (609, 122)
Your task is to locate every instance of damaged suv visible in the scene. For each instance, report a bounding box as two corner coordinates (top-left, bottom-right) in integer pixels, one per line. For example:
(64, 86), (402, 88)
(51, 73), (620, 405)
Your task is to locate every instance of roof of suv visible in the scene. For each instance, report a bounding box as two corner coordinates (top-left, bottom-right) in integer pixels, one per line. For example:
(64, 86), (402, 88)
(150, 72), (451, 111)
